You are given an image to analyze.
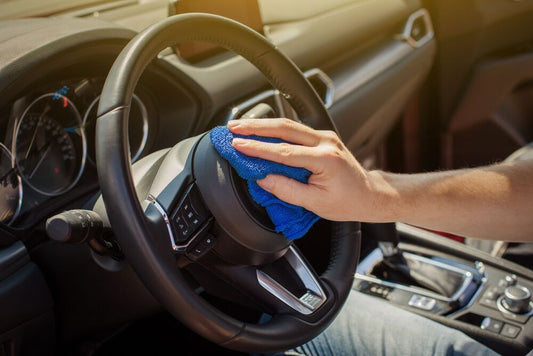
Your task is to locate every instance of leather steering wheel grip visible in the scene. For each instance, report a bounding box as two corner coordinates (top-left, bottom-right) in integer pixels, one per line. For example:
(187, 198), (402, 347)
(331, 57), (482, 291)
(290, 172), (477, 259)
(96, 13), (360, 352)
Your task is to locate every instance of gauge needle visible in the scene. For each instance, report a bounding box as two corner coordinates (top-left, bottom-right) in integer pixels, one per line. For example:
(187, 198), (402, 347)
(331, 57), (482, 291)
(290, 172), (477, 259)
(24, 104), (50, 160)
(28, 142), (52, 179)
(0, 167), (17, 186)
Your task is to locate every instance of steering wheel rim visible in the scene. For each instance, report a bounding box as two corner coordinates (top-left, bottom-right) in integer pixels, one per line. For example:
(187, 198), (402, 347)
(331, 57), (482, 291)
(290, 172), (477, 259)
(96, 13), (360, 353)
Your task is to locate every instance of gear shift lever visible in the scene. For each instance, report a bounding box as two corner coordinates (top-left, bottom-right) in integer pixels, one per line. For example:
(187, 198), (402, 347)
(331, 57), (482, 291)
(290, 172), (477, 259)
(373, 222), (402, 258)
(368, 223), (451, 296)
(368, 222), (409, 267)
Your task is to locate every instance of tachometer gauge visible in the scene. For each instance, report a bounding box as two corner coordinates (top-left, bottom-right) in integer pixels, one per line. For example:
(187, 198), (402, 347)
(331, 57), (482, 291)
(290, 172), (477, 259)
(84, 93), (148, 164)
(13, 93), (86, 196)
(0, 143), (22, 225)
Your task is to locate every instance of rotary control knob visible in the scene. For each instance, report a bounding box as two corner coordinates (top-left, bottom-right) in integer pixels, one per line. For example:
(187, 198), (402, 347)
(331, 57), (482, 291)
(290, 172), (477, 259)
(501, 285), (532, 314)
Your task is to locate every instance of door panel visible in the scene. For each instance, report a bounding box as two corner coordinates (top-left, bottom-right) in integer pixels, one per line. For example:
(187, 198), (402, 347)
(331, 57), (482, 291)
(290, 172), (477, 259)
(423, 0), (533, 168)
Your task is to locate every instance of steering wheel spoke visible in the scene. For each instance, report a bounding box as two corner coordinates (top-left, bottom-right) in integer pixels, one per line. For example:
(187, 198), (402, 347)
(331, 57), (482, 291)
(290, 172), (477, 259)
(192, 242), (329, 318)
(147, 184), (213, 252)
(256, 246), (327, 315)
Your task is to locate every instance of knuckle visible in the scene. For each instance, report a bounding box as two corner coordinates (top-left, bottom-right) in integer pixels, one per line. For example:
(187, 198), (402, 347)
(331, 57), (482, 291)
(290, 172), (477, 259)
(284, 180), (304, 205)
(277, 143), (294, 160)
(319, 130), (342, 144)
(279, 118), (297, 130)
(319, 145), (344, 162)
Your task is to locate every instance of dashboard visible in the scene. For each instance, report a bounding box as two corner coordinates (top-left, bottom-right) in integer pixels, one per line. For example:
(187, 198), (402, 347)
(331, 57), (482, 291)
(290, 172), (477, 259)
(0, 74), (153, 225)
(0, 0), (433, 240)
(0, 20), (200, 234)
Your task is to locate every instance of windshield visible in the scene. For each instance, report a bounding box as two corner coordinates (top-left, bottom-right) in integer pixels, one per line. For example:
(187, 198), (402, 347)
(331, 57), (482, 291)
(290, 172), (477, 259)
(0, 0), (124, 20)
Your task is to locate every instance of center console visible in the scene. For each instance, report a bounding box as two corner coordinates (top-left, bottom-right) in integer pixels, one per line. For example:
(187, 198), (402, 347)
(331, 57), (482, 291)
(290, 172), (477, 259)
(353, 222), (533, 356)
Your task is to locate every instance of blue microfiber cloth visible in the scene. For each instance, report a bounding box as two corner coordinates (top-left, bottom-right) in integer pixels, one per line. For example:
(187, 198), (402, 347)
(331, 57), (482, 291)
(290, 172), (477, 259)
(209, 126), (320, 240)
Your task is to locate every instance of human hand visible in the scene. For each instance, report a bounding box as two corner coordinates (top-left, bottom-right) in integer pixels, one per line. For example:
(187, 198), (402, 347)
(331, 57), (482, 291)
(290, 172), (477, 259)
(228, 118), (390, 222)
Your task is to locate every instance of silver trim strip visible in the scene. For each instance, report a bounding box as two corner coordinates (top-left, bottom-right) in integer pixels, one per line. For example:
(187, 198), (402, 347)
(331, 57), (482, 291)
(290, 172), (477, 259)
(355, 251), (476, 303)
(257, 246), (326, 315)
(146, 194), (180, 252)
(173, 221), (213, 253)
(356, 273), (453, 303)
(447, 262), (487, 317)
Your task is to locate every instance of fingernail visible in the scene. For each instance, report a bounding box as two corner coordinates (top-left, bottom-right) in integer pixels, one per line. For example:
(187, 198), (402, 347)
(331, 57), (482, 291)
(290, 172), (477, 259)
(227, 120), (239, 129)
(232, 137), (246, 146)
(258, 176), (274, 190)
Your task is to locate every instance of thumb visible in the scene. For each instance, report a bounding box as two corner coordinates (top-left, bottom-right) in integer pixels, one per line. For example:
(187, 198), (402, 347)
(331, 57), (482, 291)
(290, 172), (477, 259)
(257, 174), (314, 209)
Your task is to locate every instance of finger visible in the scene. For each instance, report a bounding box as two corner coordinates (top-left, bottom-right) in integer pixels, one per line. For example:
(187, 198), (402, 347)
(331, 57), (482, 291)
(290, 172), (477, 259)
(228, 118), (320, 147)
(258, 175), (318, 211)
(232, 137), (324, 173)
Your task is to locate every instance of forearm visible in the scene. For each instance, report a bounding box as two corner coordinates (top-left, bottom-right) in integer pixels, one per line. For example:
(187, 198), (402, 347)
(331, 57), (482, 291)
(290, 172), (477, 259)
(371, 161), (533, 242)
(228, 118), (533, 242)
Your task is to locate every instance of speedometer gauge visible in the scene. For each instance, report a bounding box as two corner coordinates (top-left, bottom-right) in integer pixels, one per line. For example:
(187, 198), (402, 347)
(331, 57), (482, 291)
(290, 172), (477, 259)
(0, 144), (22, 225)
(14, 93), (86, 196)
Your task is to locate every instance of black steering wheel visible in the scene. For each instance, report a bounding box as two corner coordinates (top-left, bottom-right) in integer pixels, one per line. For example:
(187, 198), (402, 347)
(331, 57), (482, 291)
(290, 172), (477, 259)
(95, 13), (360, 353)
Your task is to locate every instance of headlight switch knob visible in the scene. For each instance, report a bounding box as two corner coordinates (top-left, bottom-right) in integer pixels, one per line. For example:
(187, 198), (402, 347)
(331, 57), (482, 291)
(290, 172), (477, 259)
(46, 209), (103, 244)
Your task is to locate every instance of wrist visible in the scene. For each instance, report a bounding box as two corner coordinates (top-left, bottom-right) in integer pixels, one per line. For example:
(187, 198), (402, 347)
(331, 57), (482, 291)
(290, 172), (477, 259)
(365, 170), (404, 222)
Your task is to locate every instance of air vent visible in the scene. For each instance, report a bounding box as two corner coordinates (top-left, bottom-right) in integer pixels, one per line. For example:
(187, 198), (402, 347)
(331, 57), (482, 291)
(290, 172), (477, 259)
(304, 68), (334, 109)
(226, 68), (334, 122)
(226, 89), (283, 122)
(397, 8), (434, 48)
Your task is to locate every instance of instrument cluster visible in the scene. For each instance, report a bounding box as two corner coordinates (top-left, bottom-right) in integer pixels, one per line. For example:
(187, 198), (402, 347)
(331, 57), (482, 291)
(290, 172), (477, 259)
(0, 76), (151, 226)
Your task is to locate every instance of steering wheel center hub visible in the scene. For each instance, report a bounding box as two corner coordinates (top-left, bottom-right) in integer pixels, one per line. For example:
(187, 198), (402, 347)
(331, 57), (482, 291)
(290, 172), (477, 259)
(194, 133), (290, 265)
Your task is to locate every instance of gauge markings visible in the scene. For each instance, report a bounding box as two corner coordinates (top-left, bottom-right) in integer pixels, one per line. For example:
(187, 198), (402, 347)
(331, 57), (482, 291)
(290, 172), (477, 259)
(13, 93), (86, 196)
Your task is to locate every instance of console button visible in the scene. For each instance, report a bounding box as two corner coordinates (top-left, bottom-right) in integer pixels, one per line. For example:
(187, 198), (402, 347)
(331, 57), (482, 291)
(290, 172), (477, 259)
(480, 317), (503, 333)
(500, 323), (521, 338)
(490, 285), (505, 295)
(171, 184), (210, 243)
(479, 285), (504, 310)
(366, 283), (391, 298)
(504, 274), (518, 287)
(408, 295), (436, 311)
(498, 279), (509, 288)
(174, 213), (187, 230)
(479, 297), (498, 310)
(483, 289), (499, 301)
(187, 234), (216, 259)
(173, 213), (191, 241)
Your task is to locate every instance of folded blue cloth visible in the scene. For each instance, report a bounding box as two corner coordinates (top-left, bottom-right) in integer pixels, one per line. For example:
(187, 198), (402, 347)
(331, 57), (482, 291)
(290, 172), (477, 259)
(209, 125), (320, 240)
